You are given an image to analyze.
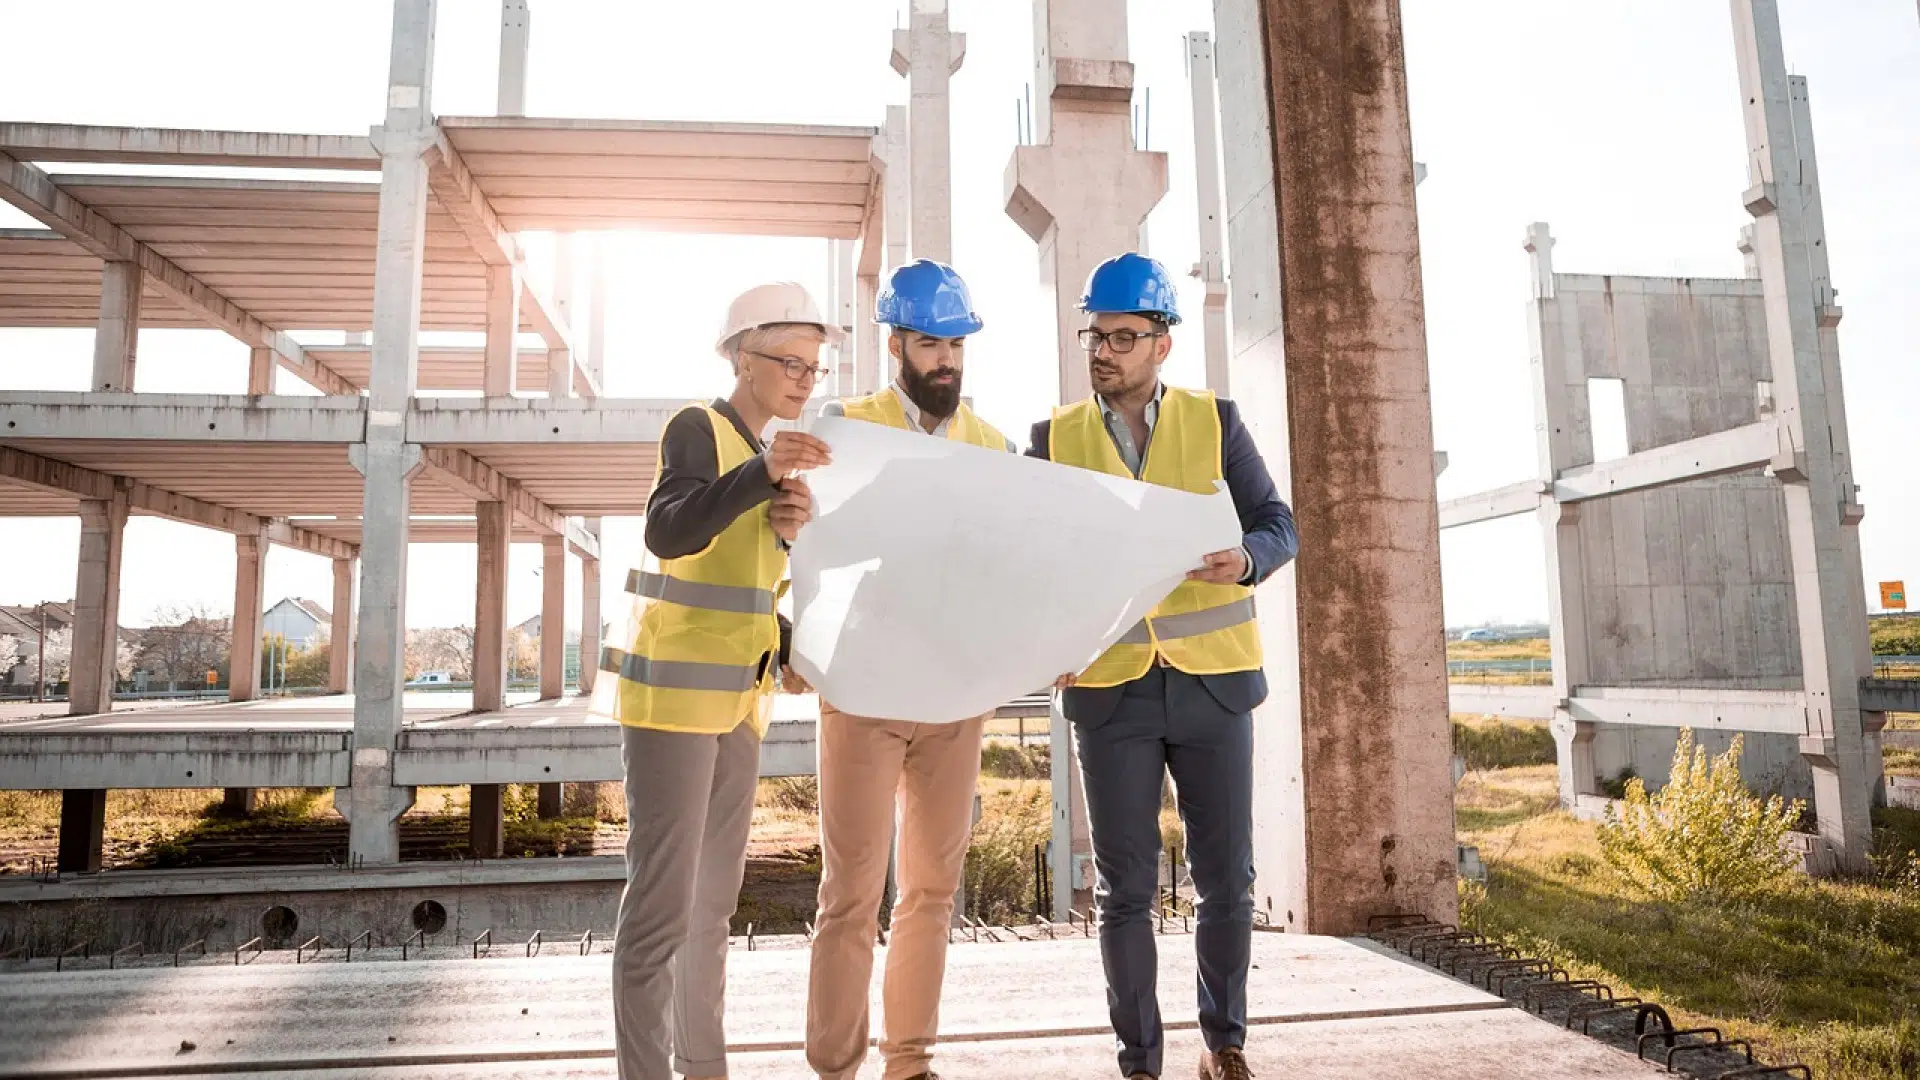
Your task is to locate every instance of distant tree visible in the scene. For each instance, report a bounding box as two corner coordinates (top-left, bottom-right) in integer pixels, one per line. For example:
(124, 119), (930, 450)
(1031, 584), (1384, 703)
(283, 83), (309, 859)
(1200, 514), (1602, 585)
(283, 642), (332, 688)
(405, 626), (474, 682)
(136, 603), (231, 689)
(18, 627), (71, 687)
(0, 634), (21, 686)
(114, 635), (137, 682)
(506, 627), (540, 680)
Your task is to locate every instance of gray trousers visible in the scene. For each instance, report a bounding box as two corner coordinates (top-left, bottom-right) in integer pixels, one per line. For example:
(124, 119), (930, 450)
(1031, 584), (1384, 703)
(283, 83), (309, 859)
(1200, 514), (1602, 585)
(1075, 667), (1255, 1080)
(612, 721), (761, 1080)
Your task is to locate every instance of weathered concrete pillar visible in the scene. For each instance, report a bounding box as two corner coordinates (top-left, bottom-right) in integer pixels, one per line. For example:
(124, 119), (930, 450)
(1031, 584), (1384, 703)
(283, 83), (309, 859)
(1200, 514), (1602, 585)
(539, 535), (565, 698)
(247, 346), (275, 395)
(474, 499), (511, 714)
(1523, 224), (1599, 809)
(1213, 0), (1457, 933)
(58, 790), (107, 874)
(68, 486), (129, 717)
(1185, 32), (1231, 396)
(482, 265), (520, 397)
(91, 261), (142, 392)
(496, 0), (529, 116)
(1731, 0), (1874, 869)
(579, 560), (602, 699)
(1049, 695), (1093, 918)
(341, 0), (435, 865)
(471, 783), (506, 858)
(891, 0), (966, 263)
(536, 781), (563, 820)
(547, 233), (575, 397)
(1005, 0), (1168, 404)
(855, 272), (881, 395)
(229, 531), (267, 702)
(329, 556), (357, 693)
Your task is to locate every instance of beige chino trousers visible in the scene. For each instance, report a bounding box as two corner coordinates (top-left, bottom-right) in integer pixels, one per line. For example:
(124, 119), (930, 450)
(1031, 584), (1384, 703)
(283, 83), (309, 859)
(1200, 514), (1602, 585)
(805, 704), (988, 1080)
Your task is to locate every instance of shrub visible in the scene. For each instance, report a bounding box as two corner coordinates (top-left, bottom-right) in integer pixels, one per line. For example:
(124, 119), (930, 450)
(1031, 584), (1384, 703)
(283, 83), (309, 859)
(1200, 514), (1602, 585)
(1596, 730), (1804, 903)
(964, 784), (1050, 924)
(1452, 718), (1556, 771)
(980, 741), (1050, 780)
(763, 776), (819, 815)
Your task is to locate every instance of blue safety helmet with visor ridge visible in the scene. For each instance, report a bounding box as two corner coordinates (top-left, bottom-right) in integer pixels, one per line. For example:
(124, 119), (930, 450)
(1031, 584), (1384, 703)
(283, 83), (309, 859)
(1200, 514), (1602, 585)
(874, 259), (984, 339)
(1078, 252), (1183, 326)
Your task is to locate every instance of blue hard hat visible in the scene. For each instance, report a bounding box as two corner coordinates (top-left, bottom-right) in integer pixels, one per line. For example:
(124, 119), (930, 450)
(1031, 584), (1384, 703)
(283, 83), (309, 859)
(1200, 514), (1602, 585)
(1078, 252), (1182, 325)
(875, 259), (984, 338)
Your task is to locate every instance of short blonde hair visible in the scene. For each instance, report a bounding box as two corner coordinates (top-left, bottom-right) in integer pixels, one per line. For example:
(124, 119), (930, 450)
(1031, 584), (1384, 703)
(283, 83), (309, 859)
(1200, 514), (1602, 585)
(728, 322), (827, 374)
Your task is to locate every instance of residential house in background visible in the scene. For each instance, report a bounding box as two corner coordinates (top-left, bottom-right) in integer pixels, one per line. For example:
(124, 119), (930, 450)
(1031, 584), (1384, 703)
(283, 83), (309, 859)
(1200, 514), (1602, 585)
(0, 601), (74, 689)
(263, 598), (331, 650)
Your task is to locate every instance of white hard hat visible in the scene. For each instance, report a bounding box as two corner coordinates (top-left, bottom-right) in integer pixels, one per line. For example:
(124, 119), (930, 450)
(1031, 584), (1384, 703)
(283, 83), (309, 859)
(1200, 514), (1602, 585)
(714, 281), (846, 358)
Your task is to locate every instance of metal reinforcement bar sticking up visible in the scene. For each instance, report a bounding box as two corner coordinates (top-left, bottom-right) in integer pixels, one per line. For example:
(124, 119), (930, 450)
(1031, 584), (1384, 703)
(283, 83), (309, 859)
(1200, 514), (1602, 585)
(1365, 914), (1815, 1079)
(347, 930), (373, 961)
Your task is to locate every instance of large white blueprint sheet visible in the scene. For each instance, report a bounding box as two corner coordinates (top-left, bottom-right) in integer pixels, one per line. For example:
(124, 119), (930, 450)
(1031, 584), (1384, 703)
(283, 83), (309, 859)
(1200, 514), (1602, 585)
(788, 416), (1242, 722)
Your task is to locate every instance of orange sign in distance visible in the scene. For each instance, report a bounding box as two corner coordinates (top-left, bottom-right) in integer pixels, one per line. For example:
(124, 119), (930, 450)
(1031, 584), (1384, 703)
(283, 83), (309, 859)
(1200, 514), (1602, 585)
(1882, 581), (1907, 610)
(206, 669), (218, 686)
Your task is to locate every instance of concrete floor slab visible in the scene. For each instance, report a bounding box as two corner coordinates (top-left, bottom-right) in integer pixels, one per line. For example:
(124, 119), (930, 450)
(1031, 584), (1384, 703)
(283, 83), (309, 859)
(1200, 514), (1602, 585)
(0, 934), (1531, 1076)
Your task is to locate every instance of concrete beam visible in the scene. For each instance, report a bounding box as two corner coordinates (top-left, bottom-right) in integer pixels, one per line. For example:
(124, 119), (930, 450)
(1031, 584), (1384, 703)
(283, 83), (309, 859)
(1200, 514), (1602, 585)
(540, 535), (565, 699)
(393, 721), (820, 784)
(1860, 679), (1919, 714)
(0, 393), (367, 442)
(1437, 480), (1547, 529)
(419, 133), (573, 355)
(1551, 420), (1782, 503)
(0, 445), (358, 560)
(1565, 687), (1810, 735)
(1447, 685), (1557, 721)
(405, 398), (682, 443)
(0, 151), (356, 396)
(91, 261), (142, 392)
(0, 123), (378, 169)
(229, 531), (267, 702)
(1186, 32), (1231, 395)
(416, 444), (573, 540)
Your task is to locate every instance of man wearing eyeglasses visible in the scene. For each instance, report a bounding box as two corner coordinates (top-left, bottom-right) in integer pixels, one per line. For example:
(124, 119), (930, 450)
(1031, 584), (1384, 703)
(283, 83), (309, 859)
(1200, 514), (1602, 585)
(1027, 253), (1298, 1080)
(803, 259), (1015, 1080)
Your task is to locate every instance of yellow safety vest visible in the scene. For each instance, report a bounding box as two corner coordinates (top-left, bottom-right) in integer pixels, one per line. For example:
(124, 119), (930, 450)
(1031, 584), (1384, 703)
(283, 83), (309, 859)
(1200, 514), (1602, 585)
(841, 386), (1011, 452)
(1049, 387), (1262, 687)
(598, 405), (786, 736)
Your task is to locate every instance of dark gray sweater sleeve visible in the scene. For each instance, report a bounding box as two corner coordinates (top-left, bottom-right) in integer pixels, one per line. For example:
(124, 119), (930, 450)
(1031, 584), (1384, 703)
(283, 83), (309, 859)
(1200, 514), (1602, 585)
(643, 409), (778, 560)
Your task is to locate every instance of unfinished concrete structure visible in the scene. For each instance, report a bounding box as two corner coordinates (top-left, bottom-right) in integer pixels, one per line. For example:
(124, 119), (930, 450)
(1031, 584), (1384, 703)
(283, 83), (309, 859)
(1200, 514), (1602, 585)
(1442, 0), (1884, 872)
(0, 0), (893, 870)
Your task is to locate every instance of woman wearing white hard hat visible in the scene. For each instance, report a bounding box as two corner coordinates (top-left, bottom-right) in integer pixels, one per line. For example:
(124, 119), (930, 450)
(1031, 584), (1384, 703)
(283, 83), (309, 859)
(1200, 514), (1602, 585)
(600, 281), (838, 1080)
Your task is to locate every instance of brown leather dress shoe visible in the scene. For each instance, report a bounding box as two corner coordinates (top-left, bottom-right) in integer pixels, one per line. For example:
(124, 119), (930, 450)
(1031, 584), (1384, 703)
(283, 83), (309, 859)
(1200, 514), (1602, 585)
(1198, 1046), (1254, 1080)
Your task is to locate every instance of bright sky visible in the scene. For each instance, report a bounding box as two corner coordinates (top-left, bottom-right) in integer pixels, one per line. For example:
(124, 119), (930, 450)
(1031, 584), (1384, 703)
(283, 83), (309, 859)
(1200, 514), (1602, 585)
(0, 1), (1915, 634)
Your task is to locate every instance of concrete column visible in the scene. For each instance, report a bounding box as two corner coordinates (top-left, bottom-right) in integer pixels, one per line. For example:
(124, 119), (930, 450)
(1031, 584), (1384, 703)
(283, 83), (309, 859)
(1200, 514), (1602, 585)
(497, 0), (529, 117)
(1731, 0), (1873, 869)
(474, 499), (511, 713)
(221, 788), (256, 816)
(68, 485), (129, 717)
(578, 554), (601, 695)
(471, 783), (505, 858)
(882, 105), (908, 273)
(229, 531), (267, 702)
(547, 233), (575, 397)
(1186, 33), (1231, 396)
(855, 272), (881, 395)
(1524, 224), (1598, 807)
(890, 0), (966, 263)
(539, 535), (565, 698)
(58, 790), (107, 874)
(329, 557), (357, 694)
(828, 240), (858, 397)
(536, 781), (563, 819)
(341, 0), (435, 866)
(1006, 0), (1168, 405)
(1048, 694), (1092, 918)
(1214, 0), (1456, 933)
(91, 261), (142, 392)
(247, 346), (274, 395)
(1789, 75), (1882, 797)
(483, 264), (520, 397)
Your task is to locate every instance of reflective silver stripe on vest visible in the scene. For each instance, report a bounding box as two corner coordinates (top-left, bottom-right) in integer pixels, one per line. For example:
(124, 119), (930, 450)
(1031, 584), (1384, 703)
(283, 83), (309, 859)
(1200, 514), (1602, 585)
(1113, 596), (1258, 647)
(600, 646), (760, 693)
(1151, 596), (1257, 642)
(625, 570), (775, 616)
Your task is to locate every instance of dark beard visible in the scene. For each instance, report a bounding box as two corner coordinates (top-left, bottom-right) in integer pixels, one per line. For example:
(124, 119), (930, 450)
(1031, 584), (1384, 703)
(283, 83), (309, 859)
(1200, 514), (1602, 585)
(899, 362), (962, 420)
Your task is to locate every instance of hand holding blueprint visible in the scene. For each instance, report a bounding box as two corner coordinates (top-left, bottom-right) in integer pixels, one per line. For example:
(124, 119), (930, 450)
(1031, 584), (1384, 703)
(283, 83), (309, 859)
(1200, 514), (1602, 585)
(787, 416), (1242, 722)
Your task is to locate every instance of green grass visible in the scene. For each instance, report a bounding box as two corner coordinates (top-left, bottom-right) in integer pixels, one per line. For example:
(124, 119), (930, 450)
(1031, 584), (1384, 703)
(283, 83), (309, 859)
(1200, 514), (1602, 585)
(1452, 716), (1556, 771)
(1448, 637), (1552, 661)
(1457, 768), (1920, 1079)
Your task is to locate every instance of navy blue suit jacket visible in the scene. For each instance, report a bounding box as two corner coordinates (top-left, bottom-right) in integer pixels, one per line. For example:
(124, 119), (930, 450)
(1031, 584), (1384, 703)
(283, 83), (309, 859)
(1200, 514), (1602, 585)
(1027, 397), (1299, 728)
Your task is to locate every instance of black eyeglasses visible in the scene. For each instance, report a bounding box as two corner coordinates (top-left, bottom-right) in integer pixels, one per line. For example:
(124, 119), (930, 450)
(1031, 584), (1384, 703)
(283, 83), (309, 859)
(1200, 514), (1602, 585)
(748, 351), (830, 382)
(1078, 328), (1166, 355)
